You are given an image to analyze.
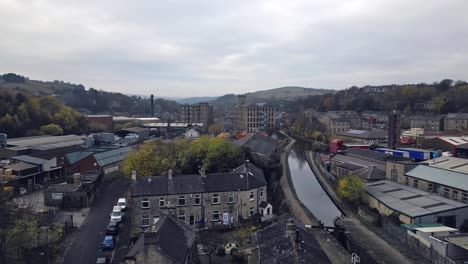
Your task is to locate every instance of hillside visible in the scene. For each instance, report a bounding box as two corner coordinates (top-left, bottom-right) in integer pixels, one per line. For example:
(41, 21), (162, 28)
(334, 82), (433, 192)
(247, 86), (334, 99)
(0, 73), (181, 116)
(176, 96), (218, 104)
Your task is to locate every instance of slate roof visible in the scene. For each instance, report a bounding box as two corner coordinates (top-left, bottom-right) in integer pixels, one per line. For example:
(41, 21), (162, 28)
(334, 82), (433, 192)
(445, 113), (468, 120)
(256, 214), (331, 264)
(406, 165), (468, 191)
(125, 216), (195, 264)
(234, 132), (278, 156)
(365, 180), (468, 218)
(259, 201), (269, 209)
(410, 115), (446, 121)
(343, 148), (410, 163)
(132, 163), (267, 197)
(353, 166), (386, 181)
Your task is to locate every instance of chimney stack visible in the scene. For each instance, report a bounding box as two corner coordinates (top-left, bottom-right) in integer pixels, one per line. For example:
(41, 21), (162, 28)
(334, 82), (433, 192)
(200, 166), (206, 178)
(150, 94), (155, 117)
(168, 169), (173, 180)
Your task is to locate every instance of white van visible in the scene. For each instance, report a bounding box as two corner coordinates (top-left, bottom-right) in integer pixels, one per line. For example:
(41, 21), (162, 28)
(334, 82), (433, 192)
(110, 206), (122, 222)
(117, 198), (127, 210)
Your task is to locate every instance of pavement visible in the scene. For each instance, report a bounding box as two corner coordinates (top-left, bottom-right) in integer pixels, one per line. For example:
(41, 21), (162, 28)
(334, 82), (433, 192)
(63, 178), (130, 264)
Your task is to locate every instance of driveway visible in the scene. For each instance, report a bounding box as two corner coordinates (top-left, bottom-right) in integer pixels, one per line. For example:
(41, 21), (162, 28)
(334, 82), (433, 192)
(64, 178), (130, 264)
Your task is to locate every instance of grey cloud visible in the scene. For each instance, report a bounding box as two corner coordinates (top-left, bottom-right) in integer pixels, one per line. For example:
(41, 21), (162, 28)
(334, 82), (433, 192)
(0, 0), (467, 97)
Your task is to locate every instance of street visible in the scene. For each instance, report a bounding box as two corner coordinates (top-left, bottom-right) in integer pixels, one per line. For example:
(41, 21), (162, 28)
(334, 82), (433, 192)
(64, 178), (130, 264)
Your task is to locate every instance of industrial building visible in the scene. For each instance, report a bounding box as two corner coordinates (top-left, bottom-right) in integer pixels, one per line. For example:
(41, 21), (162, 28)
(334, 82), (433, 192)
(420, 136), (468, 157)
(365, 180), (468, 229)
(180, 102), (214, 132)
(233, 95), (275, 133)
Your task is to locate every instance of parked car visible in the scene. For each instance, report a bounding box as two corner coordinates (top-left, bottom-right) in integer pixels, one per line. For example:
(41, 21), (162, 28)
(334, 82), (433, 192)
(117, 198), (127, 211)
(101, 236), (115, 250)
(96, 257), (110, 264)
(110, 206), (122, 222)
(106, 220), (119, 235)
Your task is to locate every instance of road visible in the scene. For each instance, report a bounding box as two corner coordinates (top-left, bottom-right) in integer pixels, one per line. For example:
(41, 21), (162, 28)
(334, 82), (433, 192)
(64, 178), (130, 264)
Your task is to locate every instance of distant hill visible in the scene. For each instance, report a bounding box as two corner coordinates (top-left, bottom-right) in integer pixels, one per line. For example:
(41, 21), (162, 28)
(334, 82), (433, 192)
(176, 96), (218, 104)
(247, 86), (334, 99)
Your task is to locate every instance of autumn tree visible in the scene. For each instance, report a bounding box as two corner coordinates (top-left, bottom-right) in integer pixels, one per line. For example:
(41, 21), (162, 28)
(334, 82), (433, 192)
(337, 174), (365, 205)
(40, 124), (64, 135)
(208, 123), (224, 135)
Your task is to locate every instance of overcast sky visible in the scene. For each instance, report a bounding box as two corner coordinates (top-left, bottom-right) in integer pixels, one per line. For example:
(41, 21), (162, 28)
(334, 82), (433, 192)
(1, 0), (467, 97)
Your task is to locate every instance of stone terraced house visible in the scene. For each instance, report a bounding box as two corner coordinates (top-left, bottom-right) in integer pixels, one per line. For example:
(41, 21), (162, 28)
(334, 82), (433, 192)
(130, 162), (270, 234)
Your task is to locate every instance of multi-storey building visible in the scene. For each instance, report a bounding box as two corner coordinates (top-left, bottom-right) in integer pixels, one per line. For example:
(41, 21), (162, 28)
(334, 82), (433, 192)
(180, 102), (214, 131)
(130, 162), (270, 234)
(318, 111), (361, 134)
(410, 115), (446, 131)
(444, 113), (468, 131)
(233, 95), (275, 133)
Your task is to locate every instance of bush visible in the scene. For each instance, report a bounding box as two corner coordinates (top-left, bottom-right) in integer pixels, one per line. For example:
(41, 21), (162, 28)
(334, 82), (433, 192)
(216, 247), (226, 256)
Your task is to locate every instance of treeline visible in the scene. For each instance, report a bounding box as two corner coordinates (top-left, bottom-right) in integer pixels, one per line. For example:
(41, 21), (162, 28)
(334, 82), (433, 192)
(1, 73), (181, 116)
(0, 92), (89, 137)
(289, 79), (468, 114)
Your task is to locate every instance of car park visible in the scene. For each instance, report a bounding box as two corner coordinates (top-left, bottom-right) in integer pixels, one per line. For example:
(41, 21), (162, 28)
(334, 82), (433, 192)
(101, 236), (115, 250)
(117, 198), (127, 210)
(110, 206), (122, 222)
(106, 220), (119, 235)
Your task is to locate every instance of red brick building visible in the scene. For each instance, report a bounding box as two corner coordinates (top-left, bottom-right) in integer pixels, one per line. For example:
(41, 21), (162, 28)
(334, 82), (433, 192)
(85, 115), (113, 131)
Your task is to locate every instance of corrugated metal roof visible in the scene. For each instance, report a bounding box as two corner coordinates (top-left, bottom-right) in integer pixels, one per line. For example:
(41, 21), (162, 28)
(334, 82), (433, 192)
(406, 165), (468, 191)
(365, 180), (468, 218)
(414, 226), (458, 233)
(11, 155), (47, 165)
(93, 146), (133, 167)
(66, 150), (96, 164)
(423, 157), (468, 174)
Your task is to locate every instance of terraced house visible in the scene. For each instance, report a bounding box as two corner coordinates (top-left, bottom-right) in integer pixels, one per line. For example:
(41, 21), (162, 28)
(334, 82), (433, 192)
(130, 162), (270, 234)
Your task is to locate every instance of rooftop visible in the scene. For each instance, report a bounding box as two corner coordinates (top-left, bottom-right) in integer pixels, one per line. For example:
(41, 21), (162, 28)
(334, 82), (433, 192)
(437, 136), (468, 146)
(423, 156), (468, 174)
(143, 123), (204, 128)
(406, 165), (468, 191)
(336, 129), (387, 140)
(93, 146), (133, 167)
(121, 127), (149, 133)
(125, 216), (195, 264)
(131, 163), (266, 196)
(256, 214), (331, 264)
(7, 135), (84, 150)
(234, 132), (278, 156)
(365, 180), (468, 218)
(436, 233), (468, 251)
(445, 113), (468, 120)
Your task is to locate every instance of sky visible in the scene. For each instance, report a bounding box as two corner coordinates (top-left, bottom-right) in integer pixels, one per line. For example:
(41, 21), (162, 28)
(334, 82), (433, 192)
(0, 0), (467, 98)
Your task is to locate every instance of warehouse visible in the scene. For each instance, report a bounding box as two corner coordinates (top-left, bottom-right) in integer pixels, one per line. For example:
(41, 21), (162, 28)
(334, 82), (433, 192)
(365, 180), (468, 229)
(420, 136), (468, 157)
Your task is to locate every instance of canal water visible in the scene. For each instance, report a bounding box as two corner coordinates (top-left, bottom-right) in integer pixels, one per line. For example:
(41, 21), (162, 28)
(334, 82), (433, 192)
(288, 143), (342, 226)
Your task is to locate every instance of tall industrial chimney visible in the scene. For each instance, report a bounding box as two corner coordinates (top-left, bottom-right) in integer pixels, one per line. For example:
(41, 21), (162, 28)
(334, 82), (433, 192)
(150, 94), (154, 117)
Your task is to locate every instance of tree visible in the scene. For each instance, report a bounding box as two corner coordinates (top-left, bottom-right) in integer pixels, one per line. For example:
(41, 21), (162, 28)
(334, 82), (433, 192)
(88, 123), (108, 133)
(40, 124), (63, 135)
(233, 227), (253, 246)
(337, 174), (365, 205)
(208, 123), (224, 135)
(436, 79), (453, 92)
(199, 230), (224, 264)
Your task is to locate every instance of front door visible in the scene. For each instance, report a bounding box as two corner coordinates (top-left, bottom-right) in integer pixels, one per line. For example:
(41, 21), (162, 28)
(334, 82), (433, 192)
(189, 215), (194, 225)
(223, 212), (229, 225)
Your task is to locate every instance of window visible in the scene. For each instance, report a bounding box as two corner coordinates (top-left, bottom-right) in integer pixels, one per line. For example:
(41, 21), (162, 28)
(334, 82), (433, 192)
(453, 190), (459, 200)
(212, 210), (220, 221)
(260, 188), (264, 198)
(228, 193), (235, 204)
(428, 183), (433, 193)
(178, 196), (186, 206)
(141, 198), (150, 209)
(405, 177), (409, 186)
(444, 188), (450, 198)
(141, 215), (150, 227)
(212, 193), (220, 204)
(391, 168), (398, 181)
(178, 213), (185, 222)
(463, 192), (468, 203)
(194, 194), (201, 205)
(413, 179), (419, 188)
(159, 197), (165, 207)
(249, 207), (255, 216)
(249, 191), (255, 201)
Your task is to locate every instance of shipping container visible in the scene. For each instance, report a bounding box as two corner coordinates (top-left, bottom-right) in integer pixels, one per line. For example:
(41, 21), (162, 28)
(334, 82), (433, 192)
(397, 148), (431, 161)
(375, 148), (410, 158)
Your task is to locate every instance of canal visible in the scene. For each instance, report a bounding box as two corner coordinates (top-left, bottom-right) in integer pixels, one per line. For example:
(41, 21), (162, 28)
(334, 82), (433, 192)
(288, 143), (342, 226)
